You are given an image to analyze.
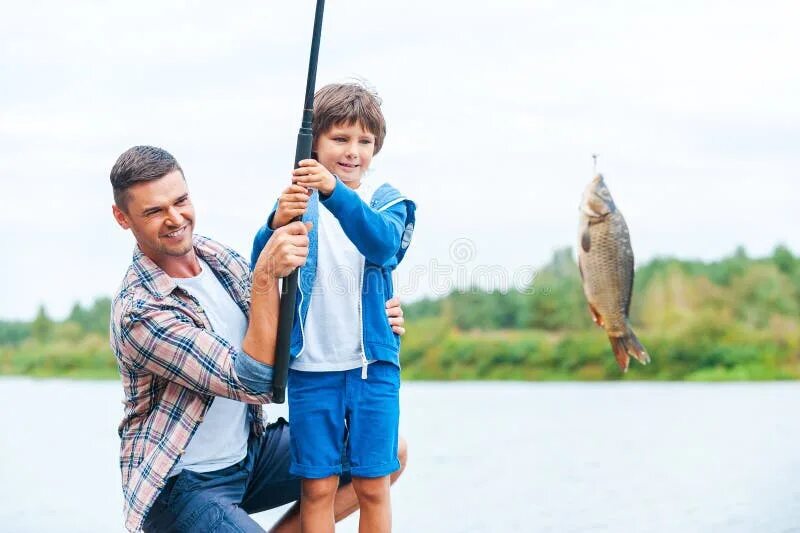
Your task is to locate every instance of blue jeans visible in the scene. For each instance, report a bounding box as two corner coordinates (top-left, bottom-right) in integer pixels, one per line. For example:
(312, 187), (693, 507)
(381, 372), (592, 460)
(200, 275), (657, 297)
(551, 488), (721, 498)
(143, 418), (352, 532)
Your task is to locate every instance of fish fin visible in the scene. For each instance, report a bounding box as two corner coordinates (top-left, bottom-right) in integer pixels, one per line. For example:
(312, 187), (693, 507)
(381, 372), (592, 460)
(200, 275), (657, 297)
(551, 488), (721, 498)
(588, 303), (604, 328)
(608, 336), (630, 372)
(581, 224), (591, 253)
(625, 326), (651, 365)
(608, 328), (651, 372)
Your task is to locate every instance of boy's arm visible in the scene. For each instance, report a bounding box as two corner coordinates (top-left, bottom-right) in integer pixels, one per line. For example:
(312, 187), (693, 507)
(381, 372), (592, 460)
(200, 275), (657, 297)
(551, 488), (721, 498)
(320, 178), (407, 266)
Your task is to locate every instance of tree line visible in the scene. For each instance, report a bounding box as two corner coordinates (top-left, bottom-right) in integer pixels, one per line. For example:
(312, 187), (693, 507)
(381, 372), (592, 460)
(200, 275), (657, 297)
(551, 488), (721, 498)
(1, 245), (798, 380)
(400, 245), (799, 380)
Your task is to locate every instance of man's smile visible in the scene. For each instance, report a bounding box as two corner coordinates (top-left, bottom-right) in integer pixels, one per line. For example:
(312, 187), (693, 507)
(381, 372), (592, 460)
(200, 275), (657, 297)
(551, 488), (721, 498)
(162, 225), (188, 239)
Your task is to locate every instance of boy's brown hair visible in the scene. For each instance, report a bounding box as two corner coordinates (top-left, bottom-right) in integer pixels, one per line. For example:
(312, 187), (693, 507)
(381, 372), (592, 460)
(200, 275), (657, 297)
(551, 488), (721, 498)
(313, 82), (387, 154)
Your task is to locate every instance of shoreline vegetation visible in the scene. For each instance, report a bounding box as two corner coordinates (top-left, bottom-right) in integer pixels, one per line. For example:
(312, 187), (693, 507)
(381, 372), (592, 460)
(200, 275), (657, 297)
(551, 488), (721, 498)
(2, 245), (798, 381)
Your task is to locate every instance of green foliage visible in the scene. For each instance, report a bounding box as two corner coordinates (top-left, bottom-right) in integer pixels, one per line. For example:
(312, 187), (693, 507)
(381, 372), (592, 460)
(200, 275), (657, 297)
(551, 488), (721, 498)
(30, 305), (54, 342)
(0, 298), (117, 379)
(2, 334), (117, 378)
(400, 244), (800, 381)
(67, 298), (112, 335)
(0, 320), (31, 346)
(730, 264), (799, 327)
(2, 247), (799, 381)
(772, 244), (796, 276)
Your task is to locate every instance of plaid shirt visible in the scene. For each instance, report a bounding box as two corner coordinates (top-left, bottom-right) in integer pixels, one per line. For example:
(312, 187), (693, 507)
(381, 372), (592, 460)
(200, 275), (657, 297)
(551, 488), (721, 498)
(110, 235), (275, 532)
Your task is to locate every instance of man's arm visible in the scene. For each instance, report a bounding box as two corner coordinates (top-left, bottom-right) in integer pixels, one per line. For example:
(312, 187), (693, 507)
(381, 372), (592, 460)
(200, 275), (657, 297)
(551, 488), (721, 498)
(119, 306), (274, 403)
(242, 220), (310, 366)
(118, 222), (311, 403)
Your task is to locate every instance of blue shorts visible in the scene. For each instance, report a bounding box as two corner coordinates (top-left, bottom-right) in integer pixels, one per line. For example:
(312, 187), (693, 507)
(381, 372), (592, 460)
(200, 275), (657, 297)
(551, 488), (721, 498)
(288, 361), (401, 479)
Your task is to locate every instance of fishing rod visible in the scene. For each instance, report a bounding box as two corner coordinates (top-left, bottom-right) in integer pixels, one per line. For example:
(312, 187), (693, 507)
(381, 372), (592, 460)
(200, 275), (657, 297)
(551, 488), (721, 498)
(272, 0), (326, 404)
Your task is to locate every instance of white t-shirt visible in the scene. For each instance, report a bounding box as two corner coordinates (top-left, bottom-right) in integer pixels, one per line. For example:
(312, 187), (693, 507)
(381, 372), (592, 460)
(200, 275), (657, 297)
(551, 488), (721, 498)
(170, 258), (250, 475)
(291, 180), (376, 371)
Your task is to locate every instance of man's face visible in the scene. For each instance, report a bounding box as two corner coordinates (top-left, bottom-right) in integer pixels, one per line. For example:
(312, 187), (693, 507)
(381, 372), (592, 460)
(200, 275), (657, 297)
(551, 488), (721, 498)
(314, 121), (376, 185)
(112, 169), (196, 261)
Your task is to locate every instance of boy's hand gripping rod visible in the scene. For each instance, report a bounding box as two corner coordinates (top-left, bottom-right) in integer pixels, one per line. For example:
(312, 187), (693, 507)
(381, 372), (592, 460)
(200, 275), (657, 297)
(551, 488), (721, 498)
(272, 0), (325, 404)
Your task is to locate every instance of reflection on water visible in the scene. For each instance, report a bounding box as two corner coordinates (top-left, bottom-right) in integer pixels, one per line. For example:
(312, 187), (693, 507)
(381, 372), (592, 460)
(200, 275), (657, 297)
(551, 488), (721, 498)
(1, 378), (800, 532)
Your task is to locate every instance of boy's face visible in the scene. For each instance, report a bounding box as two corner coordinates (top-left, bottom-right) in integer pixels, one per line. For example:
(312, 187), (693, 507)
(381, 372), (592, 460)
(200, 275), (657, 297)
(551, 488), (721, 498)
(314, 121), (376, 186)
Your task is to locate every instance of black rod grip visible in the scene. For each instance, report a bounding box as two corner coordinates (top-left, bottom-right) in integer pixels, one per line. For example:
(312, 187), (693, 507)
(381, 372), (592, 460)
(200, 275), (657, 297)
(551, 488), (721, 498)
(272, 0), (325, 404)
(271, 129), (314, 404)
(271, 267), (298, 405)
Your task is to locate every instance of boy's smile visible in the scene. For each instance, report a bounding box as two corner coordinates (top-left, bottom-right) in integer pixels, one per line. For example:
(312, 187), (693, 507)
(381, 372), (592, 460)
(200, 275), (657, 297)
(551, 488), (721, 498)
(314, 122), (376, 187)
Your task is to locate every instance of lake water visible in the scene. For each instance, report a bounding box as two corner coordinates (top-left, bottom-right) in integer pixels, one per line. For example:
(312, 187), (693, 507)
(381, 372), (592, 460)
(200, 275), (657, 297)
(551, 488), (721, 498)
(1, 378), (800, 532)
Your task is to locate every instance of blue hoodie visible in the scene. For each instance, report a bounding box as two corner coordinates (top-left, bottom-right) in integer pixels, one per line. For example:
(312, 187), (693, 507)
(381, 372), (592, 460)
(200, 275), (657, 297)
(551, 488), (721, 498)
(251, 178), (416, 368)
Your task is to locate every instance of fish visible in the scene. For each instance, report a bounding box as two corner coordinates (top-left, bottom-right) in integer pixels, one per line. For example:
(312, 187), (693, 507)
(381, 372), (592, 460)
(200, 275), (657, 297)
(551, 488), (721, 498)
(577, 174), (650, 371)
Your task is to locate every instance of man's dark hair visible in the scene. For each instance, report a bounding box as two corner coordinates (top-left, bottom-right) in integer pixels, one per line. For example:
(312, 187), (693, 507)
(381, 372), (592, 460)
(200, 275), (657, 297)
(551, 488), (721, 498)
(110, 146), (183, 211)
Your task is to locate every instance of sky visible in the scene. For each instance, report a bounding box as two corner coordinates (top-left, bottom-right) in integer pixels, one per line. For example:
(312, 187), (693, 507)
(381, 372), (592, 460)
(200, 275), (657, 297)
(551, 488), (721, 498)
(1, 0), (798, 320)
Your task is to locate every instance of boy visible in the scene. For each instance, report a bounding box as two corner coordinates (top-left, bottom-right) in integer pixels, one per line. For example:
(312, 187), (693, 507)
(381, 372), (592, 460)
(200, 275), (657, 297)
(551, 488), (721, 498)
(251, 82), (415, 532)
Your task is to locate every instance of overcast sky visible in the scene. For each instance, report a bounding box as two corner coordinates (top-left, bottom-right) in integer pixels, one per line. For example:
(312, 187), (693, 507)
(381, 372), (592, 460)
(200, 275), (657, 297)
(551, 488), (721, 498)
(1, 0), (798, 320)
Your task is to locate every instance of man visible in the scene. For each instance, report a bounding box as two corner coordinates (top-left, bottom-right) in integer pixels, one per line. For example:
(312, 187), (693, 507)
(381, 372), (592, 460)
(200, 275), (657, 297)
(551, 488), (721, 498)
(109, 146), (407, 532)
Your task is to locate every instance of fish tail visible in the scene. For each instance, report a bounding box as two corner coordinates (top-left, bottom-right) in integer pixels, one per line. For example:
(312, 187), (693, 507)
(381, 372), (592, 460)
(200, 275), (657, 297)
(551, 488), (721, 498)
(626, 327), (651, 365)
(608, 336), (631, 372)
(608, 327), (651, 372)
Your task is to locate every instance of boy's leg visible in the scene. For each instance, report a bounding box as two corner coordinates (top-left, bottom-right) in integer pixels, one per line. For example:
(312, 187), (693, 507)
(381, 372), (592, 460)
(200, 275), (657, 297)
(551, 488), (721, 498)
(240, 369), (407, 532)
(299, 476), (339, 533)
(352, 475), (392, 533)
(268, 436), (407, 533)
(346, 361), (401, 533)
(288, 369), (348, 531)
(239, 416), (340, 532)
(331, 436), (407, 524)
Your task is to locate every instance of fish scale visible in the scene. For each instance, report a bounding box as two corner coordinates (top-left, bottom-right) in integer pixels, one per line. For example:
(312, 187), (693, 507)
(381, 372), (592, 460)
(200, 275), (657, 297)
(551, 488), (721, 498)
(578, 174), (650, 371)
(580, 212), (633, 336)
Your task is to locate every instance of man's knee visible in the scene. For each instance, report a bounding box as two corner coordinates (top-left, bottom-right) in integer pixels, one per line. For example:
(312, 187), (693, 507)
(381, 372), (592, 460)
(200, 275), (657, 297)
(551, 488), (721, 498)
(397, 437), (408, 471)
(390, 437), (408, 485)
